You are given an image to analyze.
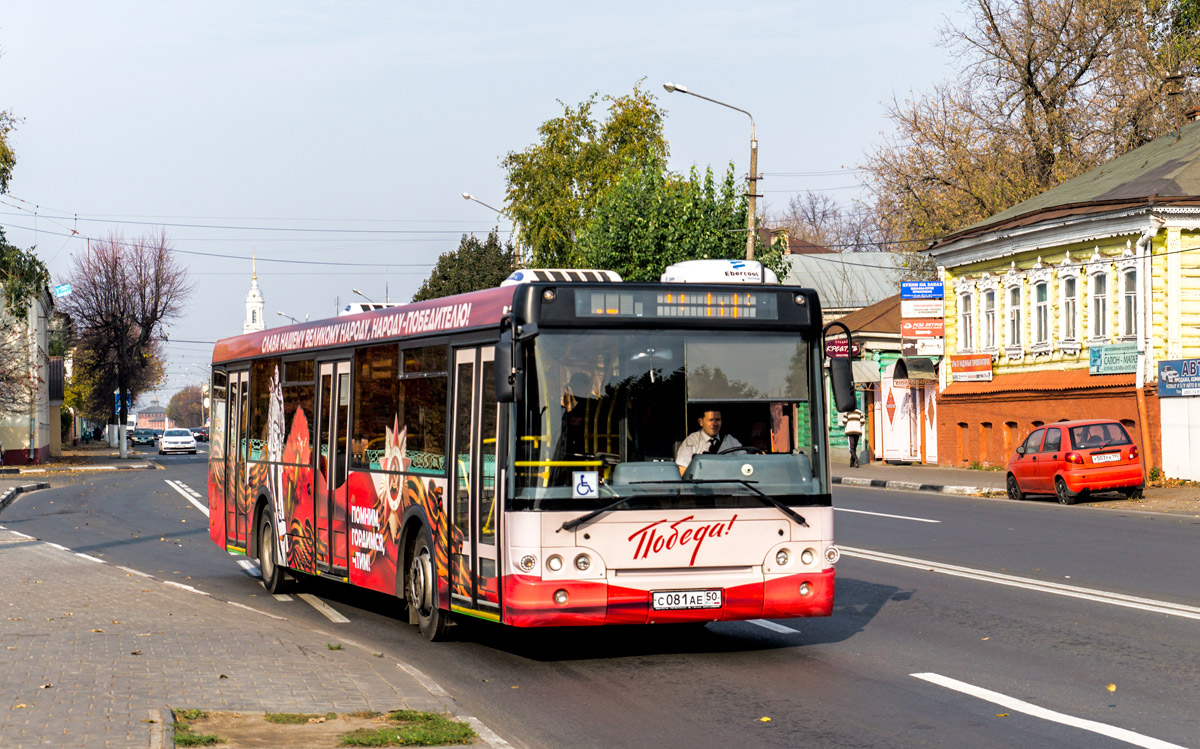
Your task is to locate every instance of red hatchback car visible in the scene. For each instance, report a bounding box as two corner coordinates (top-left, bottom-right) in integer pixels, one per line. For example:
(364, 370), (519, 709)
(1006, 419), (1144, 504)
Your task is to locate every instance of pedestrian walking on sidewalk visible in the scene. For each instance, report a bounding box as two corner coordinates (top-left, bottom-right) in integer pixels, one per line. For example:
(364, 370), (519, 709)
(839, 408), (865, 467)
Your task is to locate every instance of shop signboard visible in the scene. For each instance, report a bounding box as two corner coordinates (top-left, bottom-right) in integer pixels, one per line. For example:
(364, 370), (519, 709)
(901, 299), (944, 318)
(902, 337), (944, 356)
(1158, 358), (1200, 397)
(950, 353), (993, 382)
(901, 281), (943, 300)
(824, 339), (862, 358)
(1089, 342), (1139, 375)
(901, 319), (944, 337)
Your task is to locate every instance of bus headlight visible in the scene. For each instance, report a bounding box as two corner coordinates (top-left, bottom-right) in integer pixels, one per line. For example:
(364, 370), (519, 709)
(800, 548), (815, 566)
(519, 554), (537, 572)
(574, 554), (591, 571)
(825, 546), (840, 565)
(775, 549), (789, 566)
(547, 555), (563, 572)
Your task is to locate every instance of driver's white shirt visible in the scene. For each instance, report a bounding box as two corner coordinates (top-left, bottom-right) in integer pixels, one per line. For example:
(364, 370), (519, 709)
(675, 430), (742, 469)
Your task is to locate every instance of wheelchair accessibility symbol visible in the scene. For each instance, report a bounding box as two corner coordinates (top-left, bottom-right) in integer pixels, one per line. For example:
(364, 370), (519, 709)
(572, 471), (599, 499)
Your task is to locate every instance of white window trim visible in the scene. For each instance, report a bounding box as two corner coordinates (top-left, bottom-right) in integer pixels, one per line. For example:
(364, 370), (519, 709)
(1116, 243), (1140, 342)
(978, 272), (1000, 356)
(953, 275), (977, 352)
(1087, 247), (1112, 345)
(1057, 252), (1083, 356)
(1002, 262), (1025, 362)
(1028, 258), (1052, 356)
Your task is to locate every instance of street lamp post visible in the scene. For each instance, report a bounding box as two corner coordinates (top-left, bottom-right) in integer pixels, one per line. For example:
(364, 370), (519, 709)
(462, 192), (525, 266)
(663, 82), (758, 261)
(276, 311), (306, 324)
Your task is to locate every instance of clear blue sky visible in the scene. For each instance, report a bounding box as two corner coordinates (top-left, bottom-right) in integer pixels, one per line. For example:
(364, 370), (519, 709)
(1, 1), (962, 406)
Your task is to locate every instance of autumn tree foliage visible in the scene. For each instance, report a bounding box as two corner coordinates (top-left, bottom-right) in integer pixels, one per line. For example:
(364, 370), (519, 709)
(167, 384), (203, 427)
(57, 231), (192, 456)
(863, 0), (1200, 263)
(411, 229), (518, 302)
(0, 228), (49, 413)
(503, 82), (669, 268)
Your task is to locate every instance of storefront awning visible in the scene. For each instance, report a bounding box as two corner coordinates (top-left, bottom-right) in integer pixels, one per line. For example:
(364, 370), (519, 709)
(852, 360), (880, 383)
(893, 357), (938, 382)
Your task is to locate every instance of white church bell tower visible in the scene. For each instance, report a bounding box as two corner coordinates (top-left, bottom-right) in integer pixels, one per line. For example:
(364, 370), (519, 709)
(243, 254), (265, 334)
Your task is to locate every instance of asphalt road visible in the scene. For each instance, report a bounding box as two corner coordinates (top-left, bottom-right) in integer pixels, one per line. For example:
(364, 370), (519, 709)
(4, 451), (1197, 748)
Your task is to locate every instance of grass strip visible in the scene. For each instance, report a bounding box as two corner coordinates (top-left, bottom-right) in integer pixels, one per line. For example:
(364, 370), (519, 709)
(338, 710), (475, 746)
(265, 711), (339, 724)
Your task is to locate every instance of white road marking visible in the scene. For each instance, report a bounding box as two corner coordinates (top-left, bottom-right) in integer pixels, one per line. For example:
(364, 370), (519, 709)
(298, 593), (350, 623)
(748, 618), (799, 634)
(164, 479), (209, 516)
(459, 715), (514, 748)
(117, 565), (153, 578)
(272, 594), (293, 602)
(843, 547), (1200, 620)
(398, 662), (451, 697)
(163, 580), (210, 596)
(46, 542), (68, 551)
(236, 559), (262, 578)
(227, 600), (287, 621)
(74, 553), (105, 563)
(912, 673), (1187, 749)
(835, 507), (941, 523)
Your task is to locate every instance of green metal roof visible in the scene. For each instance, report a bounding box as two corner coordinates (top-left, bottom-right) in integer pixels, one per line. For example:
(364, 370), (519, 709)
(954, 118), (1200, 238)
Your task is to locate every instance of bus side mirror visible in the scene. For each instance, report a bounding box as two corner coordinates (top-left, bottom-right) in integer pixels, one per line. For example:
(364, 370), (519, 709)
(830, 357), (856, 413)
(495, 329), (519, 403)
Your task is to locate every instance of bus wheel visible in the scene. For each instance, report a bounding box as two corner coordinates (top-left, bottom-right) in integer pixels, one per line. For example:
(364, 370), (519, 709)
(259, 512), (291, 594)
(408, 528), (450, 641)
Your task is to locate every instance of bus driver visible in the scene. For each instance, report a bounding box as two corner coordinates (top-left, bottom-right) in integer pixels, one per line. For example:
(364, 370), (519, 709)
(675, 409), (741, 473)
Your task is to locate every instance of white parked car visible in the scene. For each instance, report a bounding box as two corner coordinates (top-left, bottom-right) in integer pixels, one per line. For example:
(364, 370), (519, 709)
(159, 428), (197, 455)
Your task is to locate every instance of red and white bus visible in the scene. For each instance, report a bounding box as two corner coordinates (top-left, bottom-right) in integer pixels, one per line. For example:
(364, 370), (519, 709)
(208, 265), (856, 639)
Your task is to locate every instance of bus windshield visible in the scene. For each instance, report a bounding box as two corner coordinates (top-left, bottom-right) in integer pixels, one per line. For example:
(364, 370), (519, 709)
(512, 330), (826, 511)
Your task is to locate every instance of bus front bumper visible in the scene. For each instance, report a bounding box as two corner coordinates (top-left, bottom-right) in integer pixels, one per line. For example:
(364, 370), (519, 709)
(501, 569), (835, 627)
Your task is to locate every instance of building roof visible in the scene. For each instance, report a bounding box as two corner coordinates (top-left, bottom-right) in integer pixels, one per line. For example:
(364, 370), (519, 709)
(783, 252), (903, 311)
(831, 293), (901, 335)
(139, 404), (166, 415)
(941, 368), (1134, 396)
(940, 119), (1200, 244)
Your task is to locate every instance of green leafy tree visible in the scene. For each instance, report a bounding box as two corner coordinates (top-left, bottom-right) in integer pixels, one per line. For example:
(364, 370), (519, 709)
(1, 228), (50, 413)
(167, 385), (203, 427)
(0, 109), (18, 194)
(577, 160), (783, 281)
(411, 229), (518, 302)
(503, 82), (669, 268)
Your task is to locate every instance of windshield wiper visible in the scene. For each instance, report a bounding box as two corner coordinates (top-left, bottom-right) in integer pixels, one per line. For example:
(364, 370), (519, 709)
(557, 478), (807, 532)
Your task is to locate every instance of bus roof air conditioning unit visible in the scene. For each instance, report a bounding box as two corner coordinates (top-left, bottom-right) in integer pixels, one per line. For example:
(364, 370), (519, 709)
(500, 269), (623, 286)
(660, 259), (778, 284)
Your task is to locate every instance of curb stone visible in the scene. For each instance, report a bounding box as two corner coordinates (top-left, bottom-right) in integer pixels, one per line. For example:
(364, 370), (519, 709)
(832, 476), (985, 496)
(0, 481), (51, 513)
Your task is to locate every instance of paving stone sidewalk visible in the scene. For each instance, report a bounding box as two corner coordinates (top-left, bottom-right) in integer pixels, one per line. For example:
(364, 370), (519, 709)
(0, 524), (492, 748)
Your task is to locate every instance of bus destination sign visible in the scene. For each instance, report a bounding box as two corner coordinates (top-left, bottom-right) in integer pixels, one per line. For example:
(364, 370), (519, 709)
(576, 290), (779, 321)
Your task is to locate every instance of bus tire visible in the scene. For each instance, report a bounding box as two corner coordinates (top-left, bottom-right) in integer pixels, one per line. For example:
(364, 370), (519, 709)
(407, 527), (450, 641)
(259, 511), (291, 594)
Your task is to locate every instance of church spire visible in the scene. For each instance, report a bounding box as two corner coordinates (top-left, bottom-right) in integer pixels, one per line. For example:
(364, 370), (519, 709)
(243, 253), (265, 334)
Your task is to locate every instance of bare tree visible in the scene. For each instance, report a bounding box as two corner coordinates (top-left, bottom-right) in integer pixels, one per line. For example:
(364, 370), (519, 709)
(58, 231), (192, 457)
(772, 191), (890, 252)
(166, 385), (203, 427)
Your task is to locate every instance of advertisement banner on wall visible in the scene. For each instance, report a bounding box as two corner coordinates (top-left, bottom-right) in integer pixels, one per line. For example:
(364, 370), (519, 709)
(1158, 358), (1200, 397)
(901, 299), (944, 318)
(950, 353), (993, 382)
(1089, 342), (1139, 375)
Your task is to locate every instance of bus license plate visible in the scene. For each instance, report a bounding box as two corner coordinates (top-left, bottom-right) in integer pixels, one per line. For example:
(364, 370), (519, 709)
(1091, 452), (1121, 463)
(652, 589), (722, 611)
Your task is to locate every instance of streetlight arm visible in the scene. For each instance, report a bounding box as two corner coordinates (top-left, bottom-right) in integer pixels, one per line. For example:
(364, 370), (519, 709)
(462, 192), (507, 217)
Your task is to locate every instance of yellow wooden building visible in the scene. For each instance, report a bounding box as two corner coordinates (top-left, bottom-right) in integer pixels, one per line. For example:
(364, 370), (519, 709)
(926, 114), (1200, 479)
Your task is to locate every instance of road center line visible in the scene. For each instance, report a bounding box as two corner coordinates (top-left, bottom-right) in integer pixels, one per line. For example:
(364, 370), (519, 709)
(835, 507), (941, 523)
(164, 480), (209, 517)
(912, 672), (1187, 749)
(748, 618), (798, 634)
(842, 547), (1200, 620)
(297, 593), (350, 623)
(236, 559), (262, 578)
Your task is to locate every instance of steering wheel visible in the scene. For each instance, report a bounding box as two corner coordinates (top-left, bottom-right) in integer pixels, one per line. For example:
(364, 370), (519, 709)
(718, 445), (765, 455)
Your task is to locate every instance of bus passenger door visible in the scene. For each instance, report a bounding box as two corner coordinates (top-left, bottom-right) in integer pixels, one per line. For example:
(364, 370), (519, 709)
(450, 347), (501, 618)
(225, 370), (250, 551)
(315, 360), (352, 573)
